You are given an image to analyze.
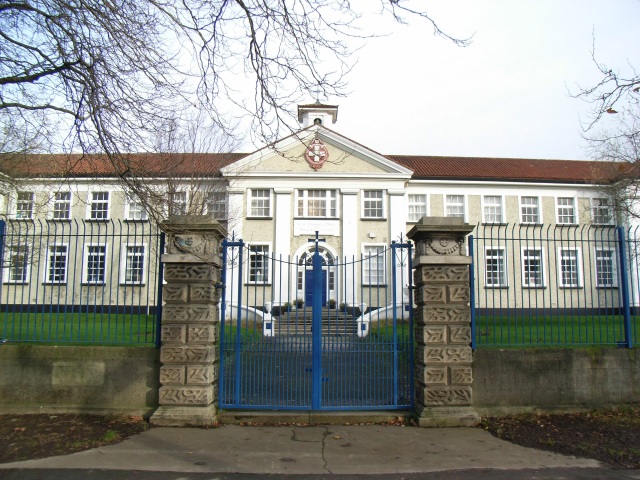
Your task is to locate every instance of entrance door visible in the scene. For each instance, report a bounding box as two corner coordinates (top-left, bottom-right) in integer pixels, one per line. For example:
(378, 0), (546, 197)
(305, 269), (327, 307)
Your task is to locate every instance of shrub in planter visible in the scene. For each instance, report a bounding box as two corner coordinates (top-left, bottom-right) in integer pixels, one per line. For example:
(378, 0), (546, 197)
(295, 298), (305, 308)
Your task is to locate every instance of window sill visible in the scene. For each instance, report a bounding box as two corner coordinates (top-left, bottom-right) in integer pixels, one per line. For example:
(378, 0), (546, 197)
(294, 216), (339, 220)
(82, 282), (106, 286)
(47, 218), (72, 222)
(485, 286), (508, 289)
(522, 286), (546, 289)
(559, 286), (583, 289)
(362, 284), (388, 287)
(86, 218), (110, 222)
(596, 285), (618, 289)
(245, 283), (271, 286)
(12, 218), (34, 221)
(246, 216), (273, 220)
(120, 283), (146, 286)
(520, 222), (543, 226)
(4, 282), (29, 285)
(42, 282), (67, 285)
(361, 217), (387, 221)
(482, 222), (507, 226)
(124, 219), (149, 223)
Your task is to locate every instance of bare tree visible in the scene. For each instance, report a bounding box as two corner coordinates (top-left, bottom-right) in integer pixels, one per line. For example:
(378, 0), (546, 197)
(0, 1), (468, 189)
(574, 45), (640, 222)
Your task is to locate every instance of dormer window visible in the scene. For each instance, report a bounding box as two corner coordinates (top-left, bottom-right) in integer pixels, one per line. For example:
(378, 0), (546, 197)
(314, 117), (322, 125)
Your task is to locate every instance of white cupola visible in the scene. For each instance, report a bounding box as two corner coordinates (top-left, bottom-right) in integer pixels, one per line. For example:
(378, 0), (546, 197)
(297, 102), (339, 128)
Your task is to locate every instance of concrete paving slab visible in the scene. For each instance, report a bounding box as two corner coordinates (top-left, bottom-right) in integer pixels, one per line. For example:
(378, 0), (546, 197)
(0, 425), (602, 475)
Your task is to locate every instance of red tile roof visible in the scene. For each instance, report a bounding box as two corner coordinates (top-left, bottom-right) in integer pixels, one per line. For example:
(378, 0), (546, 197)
(0, 151), (624, 185)
(386, 155), (621, 184)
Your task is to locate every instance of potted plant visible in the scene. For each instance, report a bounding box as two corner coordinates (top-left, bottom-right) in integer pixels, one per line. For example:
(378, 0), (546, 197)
(328, 299), (337, 309)
(295, 298), (304, 308)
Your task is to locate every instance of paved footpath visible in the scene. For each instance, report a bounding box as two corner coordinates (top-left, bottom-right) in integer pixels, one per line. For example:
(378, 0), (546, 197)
(1, 425), (639, 479)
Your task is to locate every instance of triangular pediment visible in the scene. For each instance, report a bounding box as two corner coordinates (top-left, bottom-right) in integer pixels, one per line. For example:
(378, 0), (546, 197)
(221, 126), (413, 178)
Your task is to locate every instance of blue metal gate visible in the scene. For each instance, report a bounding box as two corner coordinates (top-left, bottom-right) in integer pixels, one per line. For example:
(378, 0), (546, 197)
(219, 233), (414, 410)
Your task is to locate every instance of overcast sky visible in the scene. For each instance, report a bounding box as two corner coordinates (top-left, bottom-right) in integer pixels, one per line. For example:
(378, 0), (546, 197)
(316, 0), (640, 161)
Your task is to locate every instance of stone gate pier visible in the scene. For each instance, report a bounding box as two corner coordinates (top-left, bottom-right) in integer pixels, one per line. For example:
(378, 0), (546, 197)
(150, 216), (226, 427)
(407, 217), (480, 427)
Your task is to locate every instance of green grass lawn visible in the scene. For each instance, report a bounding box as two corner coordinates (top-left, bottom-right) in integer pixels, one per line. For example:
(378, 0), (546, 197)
(0, 312), (158, 345)
(474, 313), (640, 347)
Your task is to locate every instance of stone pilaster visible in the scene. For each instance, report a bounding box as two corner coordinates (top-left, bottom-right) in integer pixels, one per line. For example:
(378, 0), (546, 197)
(150, 215), (226, 427)
(407, 217), (480, 427)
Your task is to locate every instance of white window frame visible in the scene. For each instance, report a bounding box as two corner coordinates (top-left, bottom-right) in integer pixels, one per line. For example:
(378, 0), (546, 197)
(168, 191), (188, 216)
(521, 247), (546, 288)
(556, 197), (577, 225)
(361, 190), (386, 219)
(45, 244), (68, 284)
(205, 191), (228, 220)
(87, 191), (110, 220)
(557, 247), (583, 288)
(445, 194), (466, 220)
(83, 243), (107, 285)
(362, 244), (386, 286)
(50, 191), (72, 220)
(484, 246), (508, 287)
(247, 243), (271, 284)
(248, 189), (272, 218)
(120, 243), (147, 285)
(594, 248), (618, 288)
(519, 196), (542, 224)
(407, 193), (428, 222)
(15, 192), (35, 220)
(296, 189), (338, 218)
(125, 197), (149, 221)
(482, 195), (504, 224)
(591, 197), (613, 225)
(4, 244), (30, 283)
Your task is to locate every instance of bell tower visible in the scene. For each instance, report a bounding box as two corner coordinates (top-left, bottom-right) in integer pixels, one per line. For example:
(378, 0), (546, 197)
(297, 102), (339, 128)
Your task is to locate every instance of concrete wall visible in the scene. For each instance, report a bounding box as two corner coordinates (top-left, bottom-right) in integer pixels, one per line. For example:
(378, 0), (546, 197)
(473, 348), (640, 415)
(0, 345), (159, 416)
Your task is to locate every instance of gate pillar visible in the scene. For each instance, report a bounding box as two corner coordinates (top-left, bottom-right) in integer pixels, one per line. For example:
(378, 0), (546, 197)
(407, 217), (480, 427)
(150, 215), (226, 427)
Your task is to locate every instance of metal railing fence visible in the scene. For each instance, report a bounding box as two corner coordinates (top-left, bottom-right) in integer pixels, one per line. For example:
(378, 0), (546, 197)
(470, 223), (639, 348)
(0, 219), (164, 345)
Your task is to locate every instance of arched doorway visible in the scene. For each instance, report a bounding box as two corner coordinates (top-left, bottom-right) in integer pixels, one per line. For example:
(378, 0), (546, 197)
(296, 245), (336, 307)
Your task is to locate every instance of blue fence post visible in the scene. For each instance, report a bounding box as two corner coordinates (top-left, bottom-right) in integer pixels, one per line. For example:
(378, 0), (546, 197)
(391, 241), (399, 407)
(154, 231), (166, 348)
(616, 226), (633, 348)
(468, 234), (476, 350)
(310, 231), (324, 410)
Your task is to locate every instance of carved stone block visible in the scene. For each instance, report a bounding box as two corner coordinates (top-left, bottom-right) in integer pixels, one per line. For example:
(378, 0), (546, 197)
(163, 285), (188, 303)
(414, 365), (447, 385)
(415, 307), (470, 325)
(188, 325), (217, 343)
(448, 285), (470, 304)
(449, 325), (471, 344)
(417, 265), (469, 284)
(160, 345), (215, 364)
(186, 365), (214, 385)
(190, 285), (218, 303)
(414, 236), (466, 257)
(419, 326), (447, 345)
(415, 285), (446, 305)
(422, 346), (472, 364)
(161, 325), (186, 344)
(163, 305), (215, 324)
(160, 366), (185, 385)
(418, 386), (472, 406)
(159, 385), (213, 406)
(164, 264), (215, 282)
(450, 366), (473, 385)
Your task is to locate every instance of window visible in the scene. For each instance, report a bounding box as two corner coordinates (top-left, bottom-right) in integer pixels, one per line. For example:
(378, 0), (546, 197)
(206, 191), (228, 220)
(297, 190), (337, 218)
(249, 244), (270, 283)
(89, 191), (109, 220)
(46, 245), (68, 283)
(52, 192), (71, 220)
(362, 190), (384, 219)
(84, 244), (106, 284)
(363, 245), (385, 285)
(557, 197), (576, 224)
(522, 248), (545, 287)
(595, 249), (617, 287)
(592, 198), (613, 225)
(125, 198), (148, 221)
(485, 248), (507, 287)
(408, 194), (427, 222)
(483, 196), (503, 223)
(558, 248), (582, 288)
(6, 245), (29, 283)
(168, 191), (187, 216)
(122, 245), (146, 284)
(520, 196), (540, 223)
(445, 195), (465, 219)
(249, 189), (271, 217)
(16, 192), (34, 219)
